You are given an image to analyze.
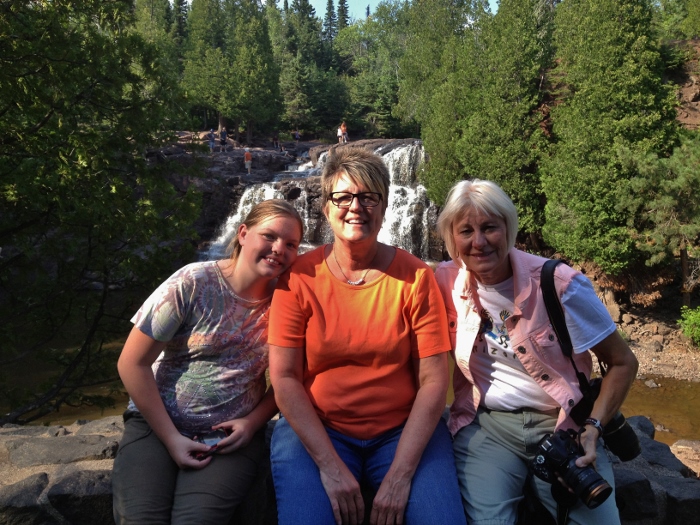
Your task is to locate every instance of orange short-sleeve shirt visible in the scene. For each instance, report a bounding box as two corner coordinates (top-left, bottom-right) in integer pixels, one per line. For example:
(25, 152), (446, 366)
(269, 246), (450, 439)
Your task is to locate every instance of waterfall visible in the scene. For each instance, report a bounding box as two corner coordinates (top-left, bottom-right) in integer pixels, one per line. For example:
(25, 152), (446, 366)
(206, 141), (439, 261)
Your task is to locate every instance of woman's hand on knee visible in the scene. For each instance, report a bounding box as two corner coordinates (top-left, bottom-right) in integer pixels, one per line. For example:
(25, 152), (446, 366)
(319, 462), (365, 525)
(370, 473), (411, 525)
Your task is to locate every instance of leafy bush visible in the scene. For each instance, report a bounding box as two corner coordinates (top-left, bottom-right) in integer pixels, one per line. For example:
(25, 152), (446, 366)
(679, 306), (700, 346)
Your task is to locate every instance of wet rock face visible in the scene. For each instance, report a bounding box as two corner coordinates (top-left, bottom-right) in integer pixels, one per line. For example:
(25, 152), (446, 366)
(1, 415), (699, 525)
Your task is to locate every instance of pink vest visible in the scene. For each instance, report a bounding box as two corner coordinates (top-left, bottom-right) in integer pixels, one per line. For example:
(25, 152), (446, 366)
(435, 249), (593, 436)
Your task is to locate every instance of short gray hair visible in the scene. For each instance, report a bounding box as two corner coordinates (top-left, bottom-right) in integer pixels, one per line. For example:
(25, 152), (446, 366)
(437, 179), (518, 262)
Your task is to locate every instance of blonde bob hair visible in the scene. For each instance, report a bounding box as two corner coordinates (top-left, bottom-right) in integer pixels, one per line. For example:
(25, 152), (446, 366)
(321, 147), (390, 215)
(437, 179), (518, 263)
(226, 199), (304, 263)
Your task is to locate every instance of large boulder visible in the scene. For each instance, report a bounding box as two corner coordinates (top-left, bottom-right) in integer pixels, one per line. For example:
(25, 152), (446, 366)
(1, 415), (699, 524)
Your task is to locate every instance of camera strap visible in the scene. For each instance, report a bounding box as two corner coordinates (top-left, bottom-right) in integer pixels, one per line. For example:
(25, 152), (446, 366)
(540, 260), (594, 397)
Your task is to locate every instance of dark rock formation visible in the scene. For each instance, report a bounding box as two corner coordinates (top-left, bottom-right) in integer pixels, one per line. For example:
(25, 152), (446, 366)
(1, 415), (699, 525)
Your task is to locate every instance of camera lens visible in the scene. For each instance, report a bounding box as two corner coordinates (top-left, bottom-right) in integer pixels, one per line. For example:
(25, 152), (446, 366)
(561, 459), (613, 509)
(603, 412), (641, 461)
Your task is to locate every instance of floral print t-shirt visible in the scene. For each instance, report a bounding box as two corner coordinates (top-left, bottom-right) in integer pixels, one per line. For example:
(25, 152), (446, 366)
(127, 261), (271, 436)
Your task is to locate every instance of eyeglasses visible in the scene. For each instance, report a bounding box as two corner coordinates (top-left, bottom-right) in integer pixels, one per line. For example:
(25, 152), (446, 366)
(329, 192), (383, 208)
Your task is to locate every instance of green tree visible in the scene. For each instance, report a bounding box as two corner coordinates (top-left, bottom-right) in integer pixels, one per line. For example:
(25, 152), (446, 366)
(455, 0), (554, 235)
(323, 0), (337, 42)
(542, 0), (679, 274)
(0, 0), (200, 423)
(398, 0), (492, 203)
(682, 0), (700, 37)
(181, 0), (233, 131)
(337, 0), (350, 30)
(229, 0), (281, 142)
(336, 1), (415, 138)
(620, 132), (700, 305)
(170, 0), (189, 54)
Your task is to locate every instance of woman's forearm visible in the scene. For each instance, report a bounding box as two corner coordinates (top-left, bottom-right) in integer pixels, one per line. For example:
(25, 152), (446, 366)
(589, 331), (639, 426)
(384, 377), (446, 480)
(274, 376), (343, 468)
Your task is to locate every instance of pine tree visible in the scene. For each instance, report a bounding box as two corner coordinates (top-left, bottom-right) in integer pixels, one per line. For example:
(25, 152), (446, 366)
(335, 1), (415, 137)
(171, 0), (189, 51)
(229, 0), (281, 143)
(619, 132), (700, 305)
(398, 0), (492, 203)
(323, 0), (337, 42)
(181, 0), (232, 129)
(337, 0), (349, 30)
(455, 0), (554, 234)
(542, 0), (679, 274)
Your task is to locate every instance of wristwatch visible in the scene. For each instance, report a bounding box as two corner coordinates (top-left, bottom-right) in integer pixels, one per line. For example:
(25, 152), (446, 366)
(584, 417), (604, 438)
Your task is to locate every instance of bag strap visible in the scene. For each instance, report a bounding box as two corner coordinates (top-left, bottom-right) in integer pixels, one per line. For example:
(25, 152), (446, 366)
(540, 260), (592, 397)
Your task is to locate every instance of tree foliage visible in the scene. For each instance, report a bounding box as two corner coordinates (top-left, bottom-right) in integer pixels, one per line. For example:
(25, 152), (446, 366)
(336, 1), (416, 138)
(454, 0), (554, 233)
(542, 0), (678, 274)
(0, 0), (200, 423)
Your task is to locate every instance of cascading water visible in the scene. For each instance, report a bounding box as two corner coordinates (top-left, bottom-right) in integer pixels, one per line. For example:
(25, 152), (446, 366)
(206, 141), (440, 261)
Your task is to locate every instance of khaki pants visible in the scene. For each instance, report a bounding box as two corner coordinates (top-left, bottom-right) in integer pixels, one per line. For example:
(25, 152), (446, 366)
(453, 407), (620, 525)
(112, 412), (264, 525)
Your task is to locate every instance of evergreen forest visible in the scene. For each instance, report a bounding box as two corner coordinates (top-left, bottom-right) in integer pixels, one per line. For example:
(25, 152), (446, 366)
(2, 0), (700, 421)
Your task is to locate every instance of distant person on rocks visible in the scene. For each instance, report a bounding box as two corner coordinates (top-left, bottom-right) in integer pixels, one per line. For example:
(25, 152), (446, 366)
(220, 129), (228, 152)
(337, 125), (343, 144)
(244, 148), (253, 175)
(207, 129), (216, 153)
(341, 121), (348, 143)
(112, 200), (303, 525)
(273, 132), (280, 150)
(294, 129), (300, 144)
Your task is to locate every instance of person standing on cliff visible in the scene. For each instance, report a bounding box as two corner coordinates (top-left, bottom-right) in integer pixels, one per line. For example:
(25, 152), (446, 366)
(207, 129), (216, 153)
(112, 200), (303, 525)
(244, 148), (253, 176)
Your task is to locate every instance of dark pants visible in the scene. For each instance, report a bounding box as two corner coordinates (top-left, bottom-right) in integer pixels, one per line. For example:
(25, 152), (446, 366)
(112, 413), (264, 525)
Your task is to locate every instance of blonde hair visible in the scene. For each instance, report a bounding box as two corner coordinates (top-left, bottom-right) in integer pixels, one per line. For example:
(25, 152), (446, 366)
(321, 147), (390, 214)
(226, 200), (303, 263)
(437, 179), (518, 262)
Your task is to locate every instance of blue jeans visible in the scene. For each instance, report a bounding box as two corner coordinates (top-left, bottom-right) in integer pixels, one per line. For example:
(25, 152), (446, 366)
(271, 417), (466, 524)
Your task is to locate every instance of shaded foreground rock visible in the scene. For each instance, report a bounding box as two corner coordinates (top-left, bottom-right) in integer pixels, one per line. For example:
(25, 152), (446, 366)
(1, 415), (699, 524)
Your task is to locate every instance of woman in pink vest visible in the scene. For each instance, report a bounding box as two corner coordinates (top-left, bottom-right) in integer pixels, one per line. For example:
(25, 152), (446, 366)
(435, 179), (638, 525)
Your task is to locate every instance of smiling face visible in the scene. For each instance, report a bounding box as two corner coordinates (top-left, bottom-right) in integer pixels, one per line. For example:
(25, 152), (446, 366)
(452, 209), (512, 285)
(324, 174), (384, 245)
(237, 215), (302, 280)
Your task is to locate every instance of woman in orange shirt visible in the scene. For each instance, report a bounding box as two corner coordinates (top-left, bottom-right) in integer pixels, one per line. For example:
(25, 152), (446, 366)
(268, 148), (465, 525)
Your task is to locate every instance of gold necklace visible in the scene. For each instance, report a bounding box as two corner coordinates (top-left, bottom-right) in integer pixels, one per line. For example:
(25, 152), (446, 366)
(332, 245), (375, 286)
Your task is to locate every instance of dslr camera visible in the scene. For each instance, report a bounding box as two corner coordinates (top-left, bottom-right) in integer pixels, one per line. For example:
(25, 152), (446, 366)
(570, 378), (641, 461)
(531, 429), (612, 509)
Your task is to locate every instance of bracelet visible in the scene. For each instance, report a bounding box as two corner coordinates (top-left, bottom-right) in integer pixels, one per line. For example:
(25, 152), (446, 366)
(584, 417), (604, 439)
